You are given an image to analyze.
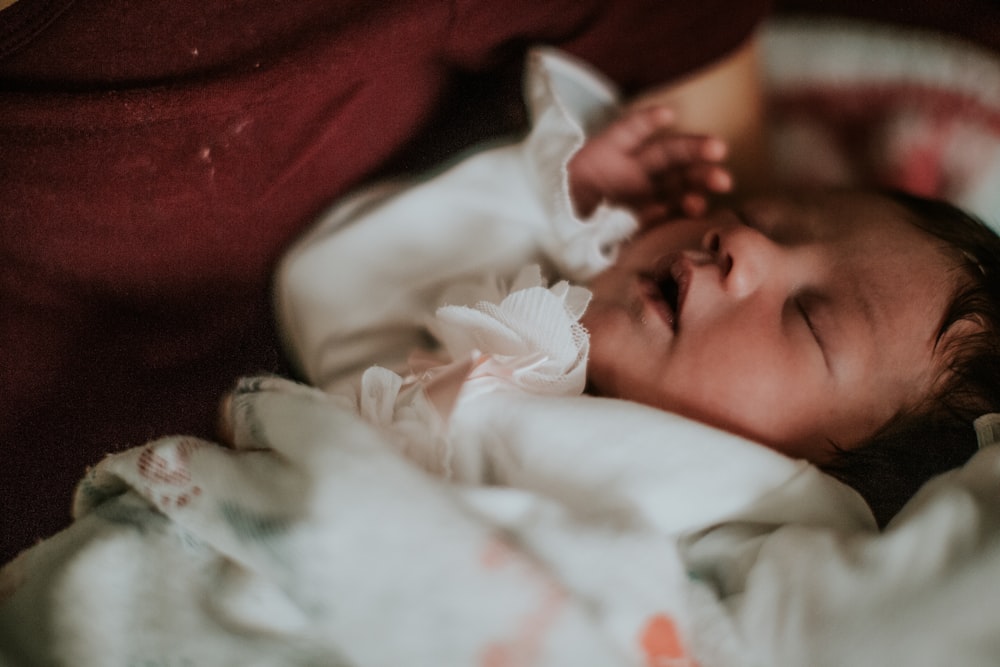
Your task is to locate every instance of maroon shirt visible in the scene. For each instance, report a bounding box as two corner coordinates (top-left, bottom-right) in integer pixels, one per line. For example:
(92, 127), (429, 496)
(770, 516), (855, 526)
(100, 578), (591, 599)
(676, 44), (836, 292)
(0, 0), (770, 560)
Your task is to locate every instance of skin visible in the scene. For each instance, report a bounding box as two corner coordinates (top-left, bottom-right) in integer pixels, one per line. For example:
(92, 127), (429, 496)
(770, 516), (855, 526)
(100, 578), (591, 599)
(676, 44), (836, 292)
(630, 36), (771, 194)
(568, 105), (732, 224)
(582, 190), (965, 462)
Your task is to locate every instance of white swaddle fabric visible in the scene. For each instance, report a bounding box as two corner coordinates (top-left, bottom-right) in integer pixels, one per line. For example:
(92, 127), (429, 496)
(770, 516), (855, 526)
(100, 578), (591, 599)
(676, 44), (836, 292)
(973, 413), (1000, 449)
(0, 366), (872, 667)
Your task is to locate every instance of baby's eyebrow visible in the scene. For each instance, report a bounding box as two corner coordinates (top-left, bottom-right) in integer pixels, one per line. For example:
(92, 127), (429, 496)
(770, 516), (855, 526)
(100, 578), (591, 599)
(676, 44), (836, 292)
(854, 281), (879, 343)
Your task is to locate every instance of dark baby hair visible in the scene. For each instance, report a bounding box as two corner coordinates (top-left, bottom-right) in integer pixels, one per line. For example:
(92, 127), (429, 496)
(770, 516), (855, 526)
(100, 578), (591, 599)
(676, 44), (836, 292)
(822, 191), (1000, 527)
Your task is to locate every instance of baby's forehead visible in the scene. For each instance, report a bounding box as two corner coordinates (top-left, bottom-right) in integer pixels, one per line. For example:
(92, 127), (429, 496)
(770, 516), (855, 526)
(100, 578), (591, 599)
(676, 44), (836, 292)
(805, 192), (963, 270)
(805, 197), (962, 385)
(852, 228), (958, 327)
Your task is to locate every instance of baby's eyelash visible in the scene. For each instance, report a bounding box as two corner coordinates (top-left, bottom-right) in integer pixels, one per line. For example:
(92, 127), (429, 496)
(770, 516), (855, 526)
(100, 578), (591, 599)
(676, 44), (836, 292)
(796, 299), (822, 345)
(793, 292), (832, 372)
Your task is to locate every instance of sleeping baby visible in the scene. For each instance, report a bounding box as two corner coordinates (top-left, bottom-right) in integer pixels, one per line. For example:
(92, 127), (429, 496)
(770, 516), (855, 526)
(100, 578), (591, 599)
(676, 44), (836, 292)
(275, 47), (1000, 527)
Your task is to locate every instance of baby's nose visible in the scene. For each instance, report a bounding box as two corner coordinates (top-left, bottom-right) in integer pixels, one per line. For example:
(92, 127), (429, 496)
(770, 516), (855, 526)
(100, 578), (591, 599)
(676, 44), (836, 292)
(706, 223), (777, 298)
(702, 228), (733, 277)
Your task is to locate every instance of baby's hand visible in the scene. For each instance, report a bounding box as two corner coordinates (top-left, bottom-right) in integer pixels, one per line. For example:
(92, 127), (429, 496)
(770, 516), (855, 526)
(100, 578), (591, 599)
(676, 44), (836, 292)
(568, 105), (732, 225)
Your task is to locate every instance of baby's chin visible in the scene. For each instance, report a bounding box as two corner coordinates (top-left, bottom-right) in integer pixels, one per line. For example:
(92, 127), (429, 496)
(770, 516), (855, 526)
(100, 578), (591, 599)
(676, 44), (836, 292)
(582, 375), (609, 399)
(581, 356), (628, 401)
(582, 364), (669, 412)
(586, 365), (841, 465)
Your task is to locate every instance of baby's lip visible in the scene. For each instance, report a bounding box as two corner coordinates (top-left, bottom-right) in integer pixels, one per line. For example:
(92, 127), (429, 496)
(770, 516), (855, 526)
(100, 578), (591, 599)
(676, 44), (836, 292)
(640, 253), (692, 331)
(638, 275), (675, 331)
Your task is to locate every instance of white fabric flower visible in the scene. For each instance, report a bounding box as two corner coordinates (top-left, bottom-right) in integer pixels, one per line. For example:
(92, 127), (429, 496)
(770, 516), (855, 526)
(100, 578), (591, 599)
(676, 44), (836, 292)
(348, 265), (592, 477)
(430, 264), (591, 399)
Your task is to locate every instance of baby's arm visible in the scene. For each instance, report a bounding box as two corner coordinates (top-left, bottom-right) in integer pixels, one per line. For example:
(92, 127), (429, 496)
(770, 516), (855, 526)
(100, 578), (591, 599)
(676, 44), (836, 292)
(568, 105), (732, 226)
(275, 159), (543, 391)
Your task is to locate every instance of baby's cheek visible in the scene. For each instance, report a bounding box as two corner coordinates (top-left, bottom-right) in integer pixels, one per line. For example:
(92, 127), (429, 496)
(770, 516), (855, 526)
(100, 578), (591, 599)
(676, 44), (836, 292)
(583, 338), (643, 402)
(582, 335), (622, 399)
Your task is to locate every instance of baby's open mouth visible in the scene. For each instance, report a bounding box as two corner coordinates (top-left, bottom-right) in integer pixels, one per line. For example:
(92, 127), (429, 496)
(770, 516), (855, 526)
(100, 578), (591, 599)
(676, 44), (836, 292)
(640, 263), (683, 332)
(657, 275), (680, 320)
(640, 253), (691, 332)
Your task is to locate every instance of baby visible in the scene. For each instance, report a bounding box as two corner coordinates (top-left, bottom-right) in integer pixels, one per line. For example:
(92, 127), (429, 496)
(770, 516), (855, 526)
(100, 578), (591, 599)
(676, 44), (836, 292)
(572, 104), (1000, 523)
(276, 49), (1000, 526)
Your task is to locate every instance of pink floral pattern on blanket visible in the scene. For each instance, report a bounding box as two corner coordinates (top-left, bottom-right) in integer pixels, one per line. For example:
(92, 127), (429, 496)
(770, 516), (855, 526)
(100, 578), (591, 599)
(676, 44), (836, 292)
(135, 437), (204, 509)
(478, 537), (568, 667)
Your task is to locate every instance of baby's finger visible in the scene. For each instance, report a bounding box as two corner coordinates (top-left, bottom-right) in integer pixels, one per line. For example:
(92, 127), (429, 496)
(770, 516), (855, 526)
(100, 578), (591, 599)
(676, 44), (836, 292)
(633, 200), (674, 228)
(637, 135), (728, 174)
(654, 163), (732, 198)
(688, 163), (733, 193)
(680, 193), (708, 218)
(601, 105), (676, 154)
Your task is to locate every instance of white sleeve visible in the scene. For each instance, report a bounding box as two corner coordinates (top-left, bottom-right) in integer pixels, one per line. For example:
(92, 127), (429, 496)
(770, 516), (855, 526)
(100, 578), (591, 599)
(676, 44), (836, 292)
(273, 48), (637, 391)
(274, 144), (545, 389)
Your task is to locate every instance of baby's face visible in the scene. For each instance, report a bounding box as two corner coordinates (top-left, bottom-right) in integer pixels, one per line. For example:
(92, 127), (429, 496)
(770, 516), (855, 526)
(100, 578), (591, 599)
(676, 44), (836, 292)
(583, 190), (963, 462)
